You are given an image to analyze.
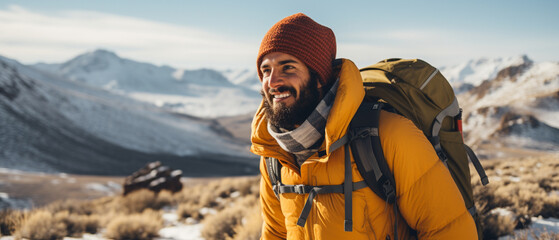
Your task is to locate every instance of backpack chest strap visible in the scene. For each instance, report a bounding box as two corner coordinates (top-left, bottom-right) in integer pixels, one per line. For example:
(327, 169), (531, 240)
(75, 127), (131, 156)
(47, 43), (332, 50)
(267, 144), (366, 232)
(277, 179), (367, 229)
(276, 181), (368, 195)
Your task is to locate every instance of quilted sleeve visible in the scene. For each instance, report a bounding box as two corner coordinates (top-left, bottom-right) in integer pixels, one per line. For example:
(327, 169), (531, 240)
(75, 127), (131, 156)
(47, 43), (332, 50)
(379, 111), (478, 240)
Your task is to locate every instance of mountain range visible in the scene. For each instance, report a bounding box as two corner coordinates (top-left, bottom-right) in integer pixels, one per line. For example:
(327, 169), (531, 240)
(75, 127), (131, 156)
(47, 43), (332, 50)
(1, 50), (557, 175)
(34, 49), (262, 118)
(0, 54), (258, 176)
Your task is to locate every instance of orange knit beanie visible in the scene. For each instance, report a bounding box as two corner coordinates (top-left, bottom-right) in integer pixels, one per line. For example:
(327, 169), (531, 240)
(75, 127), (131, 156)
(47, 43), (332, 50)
(257, 13), (337, 86)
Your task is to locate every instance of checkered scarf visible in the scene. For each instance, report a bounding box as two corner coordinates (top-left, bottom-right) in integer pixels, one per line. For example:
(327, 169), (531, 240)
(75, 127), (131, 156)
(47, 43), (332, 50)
(268, 79), (339, 166)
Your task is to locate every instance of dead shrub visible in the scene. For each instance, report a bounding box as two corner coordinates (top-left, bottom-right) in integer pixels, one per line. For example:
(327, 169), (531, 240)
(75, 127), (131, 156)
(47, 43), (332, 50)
(232, 202), (262, 240)
(198, 181), (221, 208)
(46, 199), (95, 215)
(175, 184), (203, 206)
(155, 190), (175, 208)
(97, 210), (119, 228)
(0, 209), (26, 236)
(50, 211), (99, 237)
(541, 196), (559, 218)
(472, 154), (559, 239)
(54, 211), (86, 237)
(83, 214), (100, 234)
(200, 194), (260, 240)
(104, 209), (163, 240)
(223, 177), (260, 196)
(482, 213), (516, 239)
(511, 229), (559, 240)
(177, 203), (203, 221)
(201, 204), (246, 240)
(17, 210), (67, 240)
(119, 189), (157, 213)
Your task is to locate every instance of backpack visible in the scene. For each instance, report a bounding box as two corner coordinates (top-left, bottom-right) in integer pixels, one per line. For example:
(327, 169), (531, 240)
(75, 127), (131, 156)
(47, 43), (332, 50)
(265, 58), (489, 239)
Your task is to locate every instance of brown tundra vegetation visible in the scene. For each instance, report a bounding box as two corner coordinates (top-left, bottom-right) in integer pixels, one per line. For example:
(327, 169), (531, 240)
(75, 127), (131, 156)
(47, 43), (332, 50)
(1, 154), (558, 240)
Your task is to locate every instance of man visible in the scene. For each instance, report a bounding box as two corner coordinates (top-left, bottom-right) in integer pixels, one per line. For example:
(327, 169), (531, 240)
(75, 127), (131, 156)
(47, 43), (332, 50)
(251, 13), (477, 239)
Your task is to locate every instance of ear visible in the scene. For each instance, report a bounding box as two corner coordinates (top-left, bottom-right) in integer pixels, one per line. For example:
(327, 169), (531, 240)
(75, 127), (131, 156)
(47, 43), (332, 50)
(316, 79), (323, 88)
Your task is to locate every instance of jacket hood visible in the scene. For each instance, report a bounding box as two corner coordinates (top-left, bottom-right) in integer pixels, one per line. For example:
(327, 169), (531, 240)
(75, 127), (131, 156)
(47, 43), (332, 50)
(250, 59), (365, 169)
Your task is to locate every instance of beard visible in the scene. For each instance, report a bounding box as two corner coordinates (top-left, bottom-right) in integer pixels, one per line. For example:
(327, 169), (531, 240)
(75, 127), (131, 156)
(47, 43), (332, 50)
(261, 77), (321, 131)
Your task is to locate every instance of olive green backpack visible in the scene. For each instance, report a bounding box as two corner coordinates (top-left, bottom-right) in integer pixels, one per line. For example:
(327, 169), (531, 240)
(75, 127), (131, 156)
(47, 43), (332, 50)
(358, 58), (489, 239)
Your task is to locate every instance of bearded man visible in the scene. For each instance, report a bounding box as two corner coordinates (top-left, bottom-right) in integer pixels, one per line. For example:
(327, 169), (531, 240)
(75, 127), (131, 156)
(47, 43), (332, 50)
(250, 13), (478, 240)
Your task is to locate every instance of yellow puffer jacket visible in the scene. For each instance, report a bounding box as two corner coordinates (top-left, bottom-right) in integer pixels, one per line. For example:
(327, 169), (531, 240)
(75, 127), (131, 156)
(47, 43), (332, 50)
(251, 59), (477, 240)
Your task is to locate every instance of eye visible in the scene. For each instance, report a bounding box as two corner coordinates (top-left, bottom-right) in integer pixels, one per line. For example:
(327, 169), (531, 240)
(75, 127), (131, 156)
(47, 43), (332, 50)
(261, 68), (271, 75)
(283, 65), (295, 72)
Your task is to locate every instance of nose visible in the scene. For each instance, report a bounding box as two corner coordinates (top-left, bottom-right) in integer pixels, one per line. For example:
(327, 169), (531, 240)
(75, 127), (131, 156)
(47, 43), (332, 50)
(267, 68), (283, 89)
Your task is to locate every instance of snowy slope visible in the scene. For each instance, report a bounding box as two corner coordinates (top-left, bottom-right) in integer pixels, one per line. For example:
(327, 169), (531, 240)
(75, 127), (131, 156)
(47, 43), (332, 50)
(34, 50), (261, 118)
(1, 55), (258, 176)
(440, 55), (532, 94)
(457, 58), (559, 154)
(221, 68), (261, 92)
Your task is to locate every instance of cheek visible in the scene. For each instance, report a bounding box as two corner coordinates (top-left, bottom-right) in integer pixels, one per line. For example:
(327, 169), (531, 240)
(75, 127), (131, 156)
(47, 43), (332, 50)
(261, 81), (269, 93)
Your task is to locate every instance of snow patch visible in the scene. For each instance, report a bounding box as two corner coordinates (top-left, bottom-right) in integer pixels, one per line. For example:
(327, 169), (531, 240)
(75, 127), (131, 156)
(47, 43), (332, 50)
(172, 69), (185, 81)
(157, 224), (204, 240)
(491, 207), (515, 218)
(500, 217), (559, 240)
(442, 55), (532, 87)
(199, 207), (217, 215)
(85, 182), (121, 194)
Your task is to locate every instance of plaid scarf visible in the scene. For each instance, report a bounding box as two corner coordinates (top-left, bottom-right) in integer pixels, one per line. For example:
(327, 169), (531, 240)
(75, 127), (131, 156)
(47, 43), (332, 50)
(268, 79), (339, 166)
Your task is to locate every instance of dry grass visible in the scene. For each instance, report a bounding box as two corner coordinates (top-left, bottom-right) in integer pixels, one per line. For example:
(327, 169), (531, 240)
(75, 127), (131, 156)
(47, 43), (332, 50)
(45, 199), (96, 216)
(231, 201), (263, 240)
(201, 195), (259, 240)
(473, 154), (559, 239)
(177, 177), (259, 205)
(16, 210), (67, 240)
(0, 209), (26, 236)
(118, 188), (158, 213)
(104, 209), (163, 240)
(4, 156), (557, 240)
(510, 230), (559, 240)
(2, 175), (260, 239)
(177, 202), (204, 221)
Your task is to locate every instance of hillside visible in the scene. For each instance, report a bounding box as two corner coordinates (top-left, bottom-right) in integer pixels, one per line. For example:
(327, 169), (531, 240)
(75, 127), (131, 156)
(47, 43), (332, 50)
(456, 57), (559, 158)
(1, 154), (558, 240)
(0, 55), (258, 176)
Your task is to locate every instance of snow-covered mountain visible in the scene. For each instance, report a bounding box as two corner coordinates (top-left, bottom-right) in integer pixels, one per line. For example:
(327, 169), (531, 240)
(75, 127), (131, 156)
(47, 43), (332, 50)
(11, 49), (559, 166)
(440, 55), (533, 94)
(221, 69), (261, 92)
(1, 55), (258, 176)
(34, 50), (261, 118)
(455, 57), (559, 157)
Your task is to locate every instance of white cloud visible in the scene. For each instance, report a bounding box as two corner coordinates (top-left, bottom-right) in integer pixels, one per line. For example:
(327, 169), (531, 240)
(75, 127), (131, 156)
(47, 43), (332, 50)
(0, 5), (258, 69)
(339, 28), (542, 68)
(1, 5), (554, 70)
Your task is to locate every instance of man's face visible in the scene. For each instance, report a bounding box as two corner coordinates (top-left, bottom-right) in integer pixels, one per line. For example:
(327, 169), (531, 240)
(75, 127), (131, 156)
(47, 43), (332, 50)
(260, 52), (323, 129)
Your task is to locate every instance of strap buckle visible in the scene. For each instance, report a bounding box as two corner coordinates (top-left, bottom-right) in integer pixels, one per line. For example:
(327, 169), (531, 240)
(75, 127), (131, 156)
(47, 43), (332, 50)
(294, 184), (307, 194)
(272, 183), (282, 199)
(383, 181), (396, 204)
(436, 150), (447, 162)
(352, 128), (378, 140)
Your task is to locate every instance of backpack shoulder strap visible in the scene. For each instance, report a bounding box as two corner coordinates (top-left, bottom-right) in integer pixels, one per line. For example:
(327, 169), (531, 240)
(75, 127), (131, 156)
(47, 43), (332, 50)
(265, 157), (282, 199)
(349, 100), (402, 239)
(349, 100), (396, 204)
(464, 145), (489, 186)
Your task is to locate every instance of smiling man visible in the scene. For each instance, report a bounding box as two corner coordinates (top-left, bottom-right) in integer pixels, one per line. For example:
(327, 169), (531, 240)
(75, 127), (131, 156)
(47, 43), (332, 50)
(250, 13), (478, 240)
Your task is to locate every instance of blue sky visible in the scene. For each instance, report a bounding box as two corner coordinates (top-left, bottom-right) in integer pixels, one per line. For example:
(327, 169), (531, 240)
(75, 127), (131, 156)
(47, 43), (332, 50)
(0, 0), (557, 69)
